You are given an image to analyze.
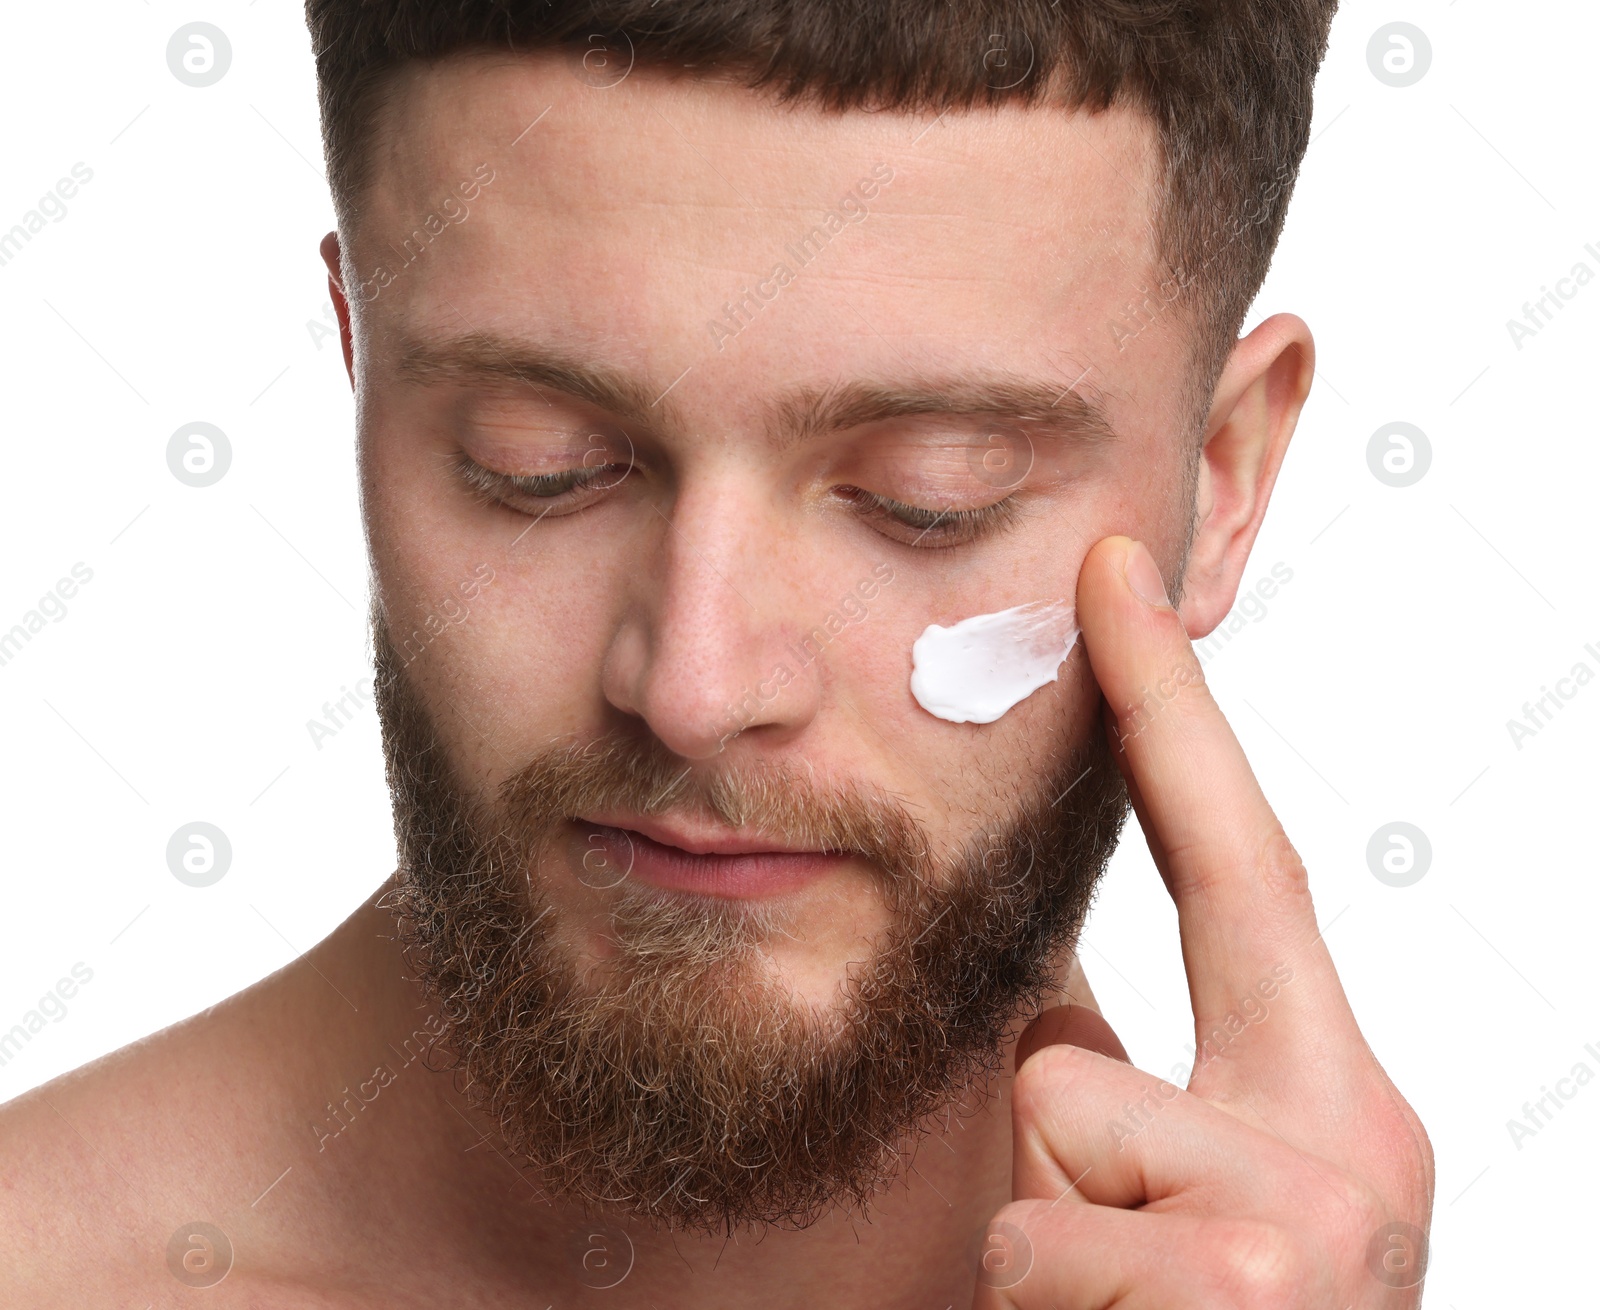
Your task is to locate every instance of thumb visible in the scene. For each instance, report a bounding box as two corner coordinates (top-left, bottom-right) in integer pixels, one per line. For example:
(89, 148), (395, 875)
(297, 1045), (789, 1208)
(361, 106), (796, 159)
(1015, 1003), (1130, 1073)
(1009, 1005), (1132, 1205)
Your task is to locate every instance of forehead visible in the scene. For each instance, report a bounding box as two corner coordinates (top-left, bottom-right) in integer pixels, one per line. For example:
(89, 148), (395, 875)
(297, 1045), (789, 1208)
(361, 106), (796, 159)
(353, 50), (1171, 404)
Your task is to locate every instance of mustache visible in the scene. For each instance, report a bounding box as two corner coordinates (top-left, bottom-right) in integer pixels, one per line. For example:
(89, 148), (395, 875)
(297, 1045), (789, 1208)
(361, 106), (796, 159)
(494, 731), (933, 898)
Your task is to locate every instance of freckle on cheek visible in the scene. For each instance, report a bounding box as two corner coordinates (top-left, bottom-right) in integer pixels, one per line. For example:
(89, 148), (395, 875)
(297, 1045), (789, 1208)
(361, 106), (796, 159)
(908, 599), (1079, 725)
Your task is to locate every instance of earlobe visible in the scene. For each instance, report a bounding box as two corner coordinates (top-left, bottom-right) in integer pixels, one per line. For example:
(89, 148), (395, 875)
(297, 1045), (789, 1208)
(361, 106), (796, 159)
(1175, 312), (1315, 641)
(319, 231), (356, 389)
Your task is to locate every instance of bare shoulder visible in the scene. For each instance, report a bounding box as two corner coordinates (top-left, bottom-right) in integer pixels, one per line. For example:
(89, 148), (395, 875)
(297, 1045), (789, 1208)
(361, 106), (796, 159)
(0, 984), (327, 1307)
(0, 899), (442, 1307)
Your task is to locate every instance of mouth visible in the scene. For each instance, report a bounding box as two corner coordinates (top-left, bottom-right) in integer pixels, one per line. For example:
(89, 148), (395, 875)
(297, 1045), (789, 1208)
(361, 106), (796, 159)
(574, 813), (850, 899)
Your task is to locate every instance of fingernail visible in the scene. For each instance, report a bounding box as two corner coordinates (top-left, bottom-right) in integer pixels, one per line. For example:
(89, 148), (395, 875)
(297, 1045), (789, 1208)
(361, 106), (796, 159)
(1122, 541), (1170, 609)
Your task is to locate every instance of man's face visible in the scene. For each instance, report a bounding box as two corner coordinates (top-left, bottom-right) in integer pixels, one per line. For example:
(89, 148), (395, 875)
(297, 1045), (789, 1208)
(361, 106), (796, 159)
(340, 50), (1196, 1230)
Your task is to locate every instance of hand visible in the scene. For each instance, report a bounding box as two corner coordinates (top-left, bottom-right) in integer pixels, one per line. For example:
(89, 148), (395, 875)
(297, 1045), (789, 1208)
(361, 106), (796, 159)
(972, 536), (1435, 1309)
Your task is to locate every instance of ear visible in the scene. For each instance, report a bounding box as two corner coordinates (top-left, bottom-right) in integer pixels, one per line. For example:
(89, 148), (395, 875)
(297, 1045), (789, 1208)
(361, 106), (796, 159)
(1175, 312), (1315, 640)
(320, 231), (356, 390)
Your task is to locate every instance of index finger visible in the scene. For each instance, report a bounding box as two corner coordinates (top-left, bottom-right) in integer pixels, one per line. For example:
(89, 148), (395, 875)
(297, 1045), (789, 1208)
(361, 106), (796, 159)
(1075, 535), (1358, 1064)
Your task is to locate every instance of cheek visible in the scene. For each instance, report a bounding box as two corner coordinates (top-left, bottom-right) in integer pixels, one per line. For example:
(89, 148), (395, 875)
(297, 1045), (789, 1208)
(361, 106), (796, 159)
(446, 550), (629, 730)
(361, 402), (495, 601)
(361, 413), (615, 772)
(819, 570), (1101, 808)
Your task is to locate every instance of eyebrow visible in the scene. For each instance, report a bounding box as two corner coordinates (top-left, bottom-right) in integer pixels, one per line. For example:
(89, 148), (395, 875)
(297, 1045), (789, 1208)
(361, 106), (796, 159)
(395, 331), (1117, 449)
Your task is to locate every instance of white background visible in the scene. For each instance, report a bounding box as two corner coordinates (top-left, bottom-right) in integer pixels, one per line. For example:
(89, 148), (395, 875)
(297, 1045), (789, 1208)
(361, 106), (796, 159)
(1, 2), (1595, 1302)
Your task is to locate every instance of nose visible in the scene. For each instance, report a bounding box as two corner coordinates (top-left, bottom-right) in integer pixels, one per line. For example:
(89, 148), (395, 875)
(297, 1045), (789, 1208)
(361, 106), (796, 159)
(600, 477), (823, 760)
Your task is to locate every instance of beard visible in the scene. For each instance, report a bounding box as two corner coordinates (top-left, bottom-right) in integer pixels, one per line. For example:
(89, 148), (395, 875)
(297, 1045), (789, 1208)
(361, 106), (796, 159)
(371, 612), (1129, 1236)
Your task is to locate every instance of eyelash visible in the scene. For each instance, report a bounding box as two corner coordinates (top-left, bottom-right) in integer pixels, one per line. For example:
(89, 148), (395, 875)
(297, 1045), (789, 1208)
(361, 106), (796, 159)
(453, 452), (1019, 548)
(452, 450), (627, 513)
(837, 487), (1022, 547)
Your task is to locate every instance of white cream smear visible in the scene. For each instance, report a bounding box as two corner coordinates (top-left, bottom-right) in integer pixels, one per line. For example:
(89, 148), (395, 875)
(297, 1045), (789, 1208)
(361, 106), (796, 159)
(909, 600), (1079, 724)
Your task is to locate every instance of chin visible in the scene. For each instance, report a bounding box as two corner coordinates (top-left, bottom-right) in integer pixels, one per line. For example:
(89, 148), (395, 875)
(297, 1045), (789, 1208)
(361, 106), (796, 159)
(570, 875), (892, 1024)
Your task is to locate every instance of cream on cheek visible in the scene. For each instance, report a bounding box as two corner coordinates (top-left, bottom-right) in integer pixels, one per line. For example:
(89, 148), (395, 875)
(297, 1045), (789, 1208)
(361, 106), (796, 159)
(908, 599), (1080, 725)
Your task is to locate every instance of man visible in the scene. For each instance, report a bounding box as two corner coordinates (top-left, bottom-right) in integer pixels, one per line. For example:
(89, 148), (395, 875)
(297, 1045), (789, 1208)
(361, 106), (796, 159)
(0, 2), (1433, 1305)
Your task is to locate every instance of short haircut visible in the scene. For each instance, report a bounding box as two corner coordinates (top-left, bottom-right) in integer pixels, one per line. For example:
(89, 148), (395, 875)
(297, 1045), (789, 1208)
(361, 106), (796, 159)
(306, 0), (1337, 431)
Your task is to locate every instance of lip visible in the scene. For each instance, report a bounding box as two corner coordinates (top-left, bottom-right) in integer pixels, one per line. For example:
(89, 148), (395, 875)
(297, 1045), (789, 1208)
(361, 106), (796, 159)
(574, 813), (848, 899)
(577, 811), (823, 857)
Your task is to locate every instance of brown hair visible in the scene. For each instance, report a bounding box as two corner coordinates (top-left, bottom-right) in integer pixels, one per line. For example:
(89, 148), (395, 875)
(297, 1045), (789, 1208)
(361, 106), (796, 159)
(306, 0), (1336, 417)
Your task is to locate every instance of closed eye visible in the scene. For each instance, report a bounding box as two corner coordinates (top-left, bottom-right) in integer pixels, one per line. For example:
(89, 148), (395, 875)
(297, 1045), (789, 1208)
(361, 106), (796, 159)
(836, 486), (1022, 547)
(451, 450), (631, 516)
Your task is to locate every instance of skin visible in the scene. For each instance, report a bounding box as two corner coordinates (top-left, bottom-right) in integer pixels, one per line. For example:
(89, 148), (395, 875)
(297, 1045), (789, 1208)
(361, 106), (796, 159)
(0, 49), (1431, 1308)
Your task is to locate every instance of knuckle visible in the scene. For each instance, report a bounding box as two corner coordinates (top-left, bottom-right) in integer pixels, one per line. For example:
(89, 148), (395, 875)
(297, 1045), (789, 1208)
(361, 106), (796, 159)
(1388, 1085), (1436, 1174)
(1322, 1175), (1388, 1255)
(1414, 1113), (1437, 1190)
(1333, 1071), (1436, 1200)
(1256, 827), (1311, 903)
(1163, 833), (1248, 902)
(1286, 1167), (1404, 1292)
(1166, 852), (1222, 901)
(1374, 1085), (1436, 1202)
(1200, 1219), (1308, 1308)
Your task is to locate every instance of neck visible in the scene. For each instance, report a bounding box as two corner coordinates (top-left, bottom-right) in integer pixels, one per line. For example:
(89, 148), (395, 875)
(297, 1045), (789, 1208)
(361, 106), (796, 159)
(273, 879), (1041, 1308)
